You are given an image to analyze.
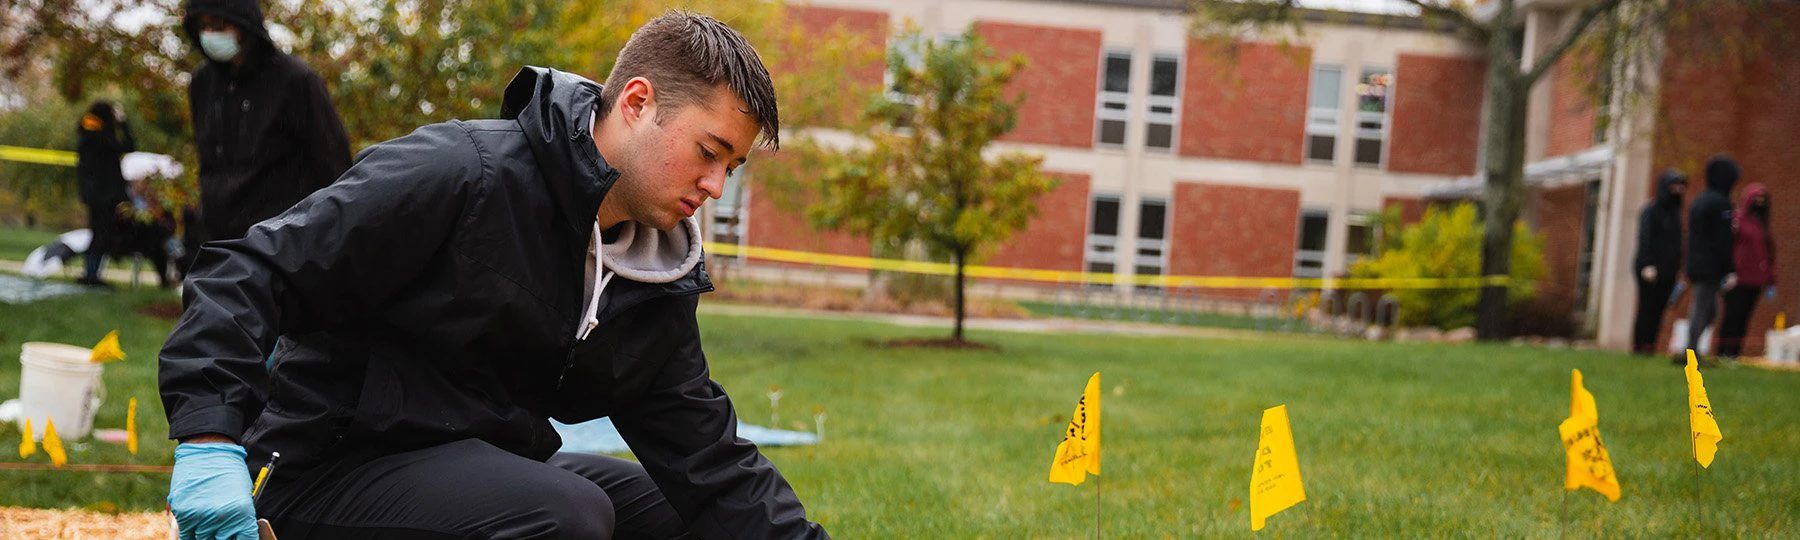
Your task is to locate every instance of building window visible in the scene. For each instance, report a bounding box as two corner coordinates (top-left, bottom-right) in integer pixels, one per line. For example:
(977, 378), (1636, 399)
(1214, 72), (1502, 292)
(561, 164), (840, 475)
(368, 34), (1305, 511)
(1294, 209), (1329, 278)
(1346, 212), (1374, 267)
(1135, 197), (1169, 290)
(1145, 54), (1180, 152)
(1095, 50), (1131, 147)
(1306, 65), (1342, 163)
(1086, 195), (1122, 282)
(710, 168), (748, 247)
(1355, 68), (1392, 167)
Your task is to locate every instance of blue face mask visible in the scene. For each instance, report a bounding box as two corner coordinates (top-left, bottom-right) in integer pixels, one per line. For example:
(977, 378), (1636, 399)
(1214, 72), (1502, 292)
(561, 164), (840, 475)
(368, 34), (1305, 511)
(199, 31), (240, 62)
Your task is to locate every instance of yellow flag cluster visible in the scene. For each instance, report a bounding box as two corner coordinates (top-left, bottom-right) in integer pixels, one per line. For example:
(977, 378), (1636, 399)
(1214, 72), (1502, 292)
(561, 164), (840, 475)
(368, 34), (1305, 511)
(1048, 372), (1101, 486)
(1250, 405), (1306, 531)
(1685, 350), (1723, 468)
(1557, 369), (1620, 501)
(90, 330), (126, 363)
(18, 418), (36, 458)
(127, 398), (140, 455)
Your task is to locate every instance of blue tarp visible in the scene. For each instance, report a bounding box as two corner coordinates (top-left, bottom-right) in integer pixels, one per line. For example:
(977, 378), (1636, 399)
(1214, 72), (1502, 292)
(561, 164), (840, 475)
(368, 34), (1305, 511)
(552, 417), (820, 454)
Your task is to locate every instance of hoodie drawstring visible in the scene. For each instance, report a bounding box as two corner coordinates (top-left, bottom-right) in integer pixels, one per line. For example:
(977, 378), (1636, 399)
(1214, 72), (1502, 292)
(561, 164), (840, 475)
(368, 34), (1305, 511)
(577, 222), (615, 341)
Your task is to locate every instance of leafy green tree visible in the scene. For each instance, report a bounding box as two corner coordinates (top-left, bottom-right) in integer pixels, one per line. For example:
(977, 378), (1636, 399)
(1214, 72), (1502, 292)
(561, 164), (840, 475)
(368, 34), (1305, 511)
(1352, 203), (1545, 330)
(799, 27), (1056, 342)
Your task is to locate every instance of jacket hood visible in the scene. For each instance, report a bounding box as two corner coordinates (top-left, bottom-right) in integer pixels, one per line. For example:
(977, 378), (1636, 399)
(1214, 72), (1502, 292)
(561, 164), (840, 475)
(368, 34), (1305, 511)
(1657, 169), (1687, 207)
(1741, 182), (1769, 208)
(183, 0), (273, 60)
(602, 218), (704, 284)
(501, 66), (619, 238)
(1704, 154), (1741, 193)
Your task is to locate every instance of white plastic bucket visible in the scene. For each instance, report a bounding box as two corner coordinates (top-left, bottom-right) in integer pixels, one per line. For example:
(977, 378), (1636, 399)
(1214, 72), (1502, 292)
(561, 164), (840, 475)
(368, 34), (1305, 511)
(17, 342), (105, 441)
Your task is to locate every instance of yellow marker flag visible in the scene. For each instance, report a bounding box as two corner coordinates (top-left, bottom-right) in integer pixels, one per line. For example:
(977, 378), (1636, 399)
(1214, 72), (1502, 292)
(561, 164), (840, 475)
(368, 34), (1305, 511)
(1557, 369), (1620, 501)
(90, 330), (126, 363)
(127, 398), (140, 455)
(42, 418), (68, 467)
(1685, 350), (1723, 468)
(1250, 405), (1306, 531)
(19, 418), (37, 458)
(1048, 372), (1101, 485)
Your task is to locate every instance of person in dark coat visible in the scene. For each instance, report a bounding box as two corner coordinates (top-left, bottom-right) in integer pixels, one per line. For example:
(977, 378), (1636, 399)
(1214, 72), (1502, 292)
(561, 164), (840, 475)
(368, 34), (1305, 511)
(1682, 154), (1742, 363)
(1719, 182), (1776, 357)
(74, 101), (135, 288)
(182, 0), (351, 248)
(160, 12), (826, 539)
(1633, 169), (1686, 354)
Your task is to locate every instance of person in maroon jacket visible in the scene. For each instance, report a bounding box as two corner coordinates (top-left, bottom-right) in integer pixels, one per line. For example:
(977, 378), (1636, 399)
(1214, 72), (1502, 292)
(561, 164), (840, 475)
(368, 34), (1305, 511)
(1719, 183), (1776, 358)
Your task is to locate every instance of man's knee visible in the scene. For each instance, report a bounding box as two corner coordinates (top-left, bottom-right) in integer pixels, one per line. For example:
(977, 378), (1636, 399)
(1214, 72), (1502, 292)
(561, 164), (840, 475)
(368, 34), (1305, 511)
(527, 476), (617, 539)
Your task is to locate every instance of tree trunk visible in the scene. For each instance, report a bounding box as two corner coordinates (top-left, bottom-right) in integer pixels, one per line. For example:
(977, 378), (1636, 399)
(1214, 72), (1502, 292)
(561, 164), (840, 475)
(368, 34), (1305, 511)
(953, 247), (967, 342)
(1476, 27), (1529, 341)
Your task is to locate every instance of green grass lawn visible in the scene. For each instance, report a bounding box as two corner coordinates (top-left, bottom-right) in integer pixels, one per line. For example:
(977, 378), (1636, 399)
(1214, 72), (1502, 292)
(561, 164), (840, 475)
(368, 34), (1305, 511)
(0, 225), (62, 261)
(1017, 299), (1270, 331)
(2, 286), (1796, 536)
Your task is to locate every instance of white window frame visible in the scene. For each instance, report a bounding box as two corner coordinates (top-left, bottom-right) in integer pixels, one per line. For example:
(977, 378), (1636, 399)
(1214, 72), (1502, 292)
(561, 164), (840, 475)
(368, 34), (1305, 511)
(1095, 49), (1132, 148)
(1084, 194), (1123, 285)
(1144, 53), (1181, 153)
(1294, 209), (1330, 279)
(1306, 64), (1343, 164)
(1354, 67), (1394, 169)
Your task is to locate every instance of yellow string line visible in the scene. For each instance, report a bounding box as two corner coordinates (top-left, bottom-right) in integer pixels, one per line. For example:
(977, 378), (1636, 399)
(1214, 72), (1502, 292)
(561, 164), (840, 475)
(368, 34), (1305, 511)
(704, 242), (1512, 290)
(0, 145), (78, 167)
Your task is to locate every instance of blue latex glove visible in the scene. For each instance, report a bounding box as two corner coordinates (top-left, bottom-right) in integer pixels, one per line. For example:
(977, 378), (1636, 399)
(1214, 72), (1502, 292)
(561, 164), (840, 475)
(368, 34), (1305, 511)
(169, 443), (259, 540)
(1767, 286), (1778, 301)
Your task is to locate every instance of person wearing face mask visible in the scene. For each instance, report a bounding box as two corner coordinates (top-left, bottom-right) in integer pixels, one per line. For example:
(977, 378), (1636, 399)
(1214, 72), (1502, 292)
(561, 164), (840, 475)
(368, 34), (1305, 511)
(1718, 183), (1776, 358)
(1632, 169), (1686, 355)
(180, 0), (351, 255)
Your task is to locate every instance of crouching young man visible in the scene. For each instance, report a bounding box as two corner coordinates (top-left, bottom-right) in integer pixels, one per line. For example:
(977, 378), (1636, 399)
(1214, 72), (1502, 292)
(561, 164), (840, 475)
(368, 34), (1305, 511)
(160, 12), (827, 539)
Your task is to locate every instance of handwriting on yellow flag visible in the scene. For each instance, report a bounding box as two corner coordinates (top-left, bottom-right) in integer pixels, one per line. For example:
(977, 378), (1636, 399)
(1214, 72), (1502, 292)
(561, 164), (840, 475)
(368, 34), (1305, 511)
(1250, 404), (1305, 531)
(1685, 350), (1723, 468)
(1048, 372), (1101, 486)
(90, 329), (126, 363)
(1557, 369), (1620, 501)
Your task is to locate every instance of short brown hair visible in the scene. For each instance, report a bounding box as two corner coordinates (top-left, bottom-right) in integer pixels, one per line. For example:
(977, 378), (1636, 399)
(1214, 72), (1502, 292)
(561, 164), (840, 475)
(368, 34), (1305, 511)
(602, 11), (780, 149)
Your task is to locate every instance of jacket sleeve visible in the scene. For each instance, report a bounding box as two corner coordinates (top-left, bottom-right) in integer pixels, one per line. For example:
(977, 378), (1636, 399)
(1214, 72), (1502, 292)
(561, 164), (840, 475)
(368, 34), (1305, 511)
(1717, 204), (1737, 276)
(299, 70), (353, 190)
(613, 302), (829, 540)
(158, 122), (483, 441)
(116, 118), (136, 155)
(1633, 207), (1654, 273)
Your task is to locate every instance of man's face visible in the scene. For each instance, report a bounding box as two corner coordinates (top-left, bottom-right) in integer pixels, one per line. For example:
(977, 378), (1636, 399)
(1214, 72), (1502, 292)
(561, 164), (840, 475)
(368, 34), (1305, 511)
(1669, 182), (1686, 197)
(614, 83), (758, 231)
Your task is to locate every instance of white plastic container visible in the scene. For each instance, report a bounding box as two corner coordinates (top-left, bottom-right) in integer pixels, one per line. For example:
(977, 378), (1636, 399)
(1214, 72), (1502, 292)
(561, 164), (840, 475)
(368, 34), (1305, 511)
(17, 342), (104, 441)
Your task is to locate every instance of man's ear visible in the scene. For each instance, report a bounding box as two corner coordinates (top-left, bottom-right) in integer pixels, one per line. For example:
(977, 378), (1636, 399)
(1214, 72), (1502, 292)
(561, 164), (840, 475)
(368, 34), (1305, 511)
(618, 76), (656, 126)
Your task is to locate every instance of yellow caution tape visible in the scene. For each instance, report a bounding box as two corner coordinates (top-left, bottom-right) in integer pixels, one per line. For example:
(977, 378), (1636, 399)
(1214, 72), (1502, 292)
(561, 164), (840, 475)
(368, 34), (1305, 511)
(703, 242), (1511, 290)
(0, 145), (77, 167)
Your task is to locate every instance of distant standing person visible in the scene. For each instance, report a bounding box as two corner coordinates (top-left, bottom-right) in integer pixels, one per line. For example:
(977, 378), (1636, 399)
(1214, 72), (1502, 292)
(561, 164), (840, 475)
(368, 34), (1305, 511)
(1632, 170), (1686, 355)
(1682, 154), (1741, 363)
(182, 0), (351, 247)
(74, 101), (135, 288)
(1719, 183), (1776, 358)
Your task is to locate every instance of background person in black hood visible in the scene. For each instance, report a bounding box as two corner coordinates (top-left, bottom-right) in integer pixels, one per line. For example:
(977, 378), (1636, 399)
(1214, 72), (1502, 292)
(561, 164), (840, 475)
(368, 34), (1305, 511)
(161, 11), (826, 540)
(1682, 154), (1742, 363)
(74, 100), (135, 288)
(181, 0), (351, 252)
(1632, 169), (1686, 355)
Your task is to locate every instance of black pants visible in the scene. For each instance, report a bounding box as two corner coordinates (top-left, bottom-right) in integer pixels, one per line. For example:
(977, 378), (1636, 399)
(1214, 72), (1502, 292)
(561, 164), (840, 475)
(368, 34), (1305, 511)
(81, 201), (120, 281)
(1687, 279), (1723, 355)
(1718, 286), (1765, 358)
(267, 439), (688, 539)
(1632, 276), (1676, 354)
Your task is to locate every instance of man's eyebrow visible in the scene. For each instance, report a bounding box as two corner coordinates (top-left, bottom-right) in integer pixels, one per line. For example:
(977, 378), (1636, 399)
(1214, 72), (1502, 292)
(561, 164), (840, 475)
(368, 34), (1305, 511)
(705, 131), (748, 165)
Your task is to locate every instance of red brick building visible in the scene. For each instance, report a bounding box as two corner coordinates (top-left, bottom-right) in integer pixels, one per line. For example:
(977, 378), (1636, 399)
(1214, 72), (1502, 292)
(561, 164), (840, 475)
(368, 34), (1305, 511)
(704, 0), (1800, 351)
